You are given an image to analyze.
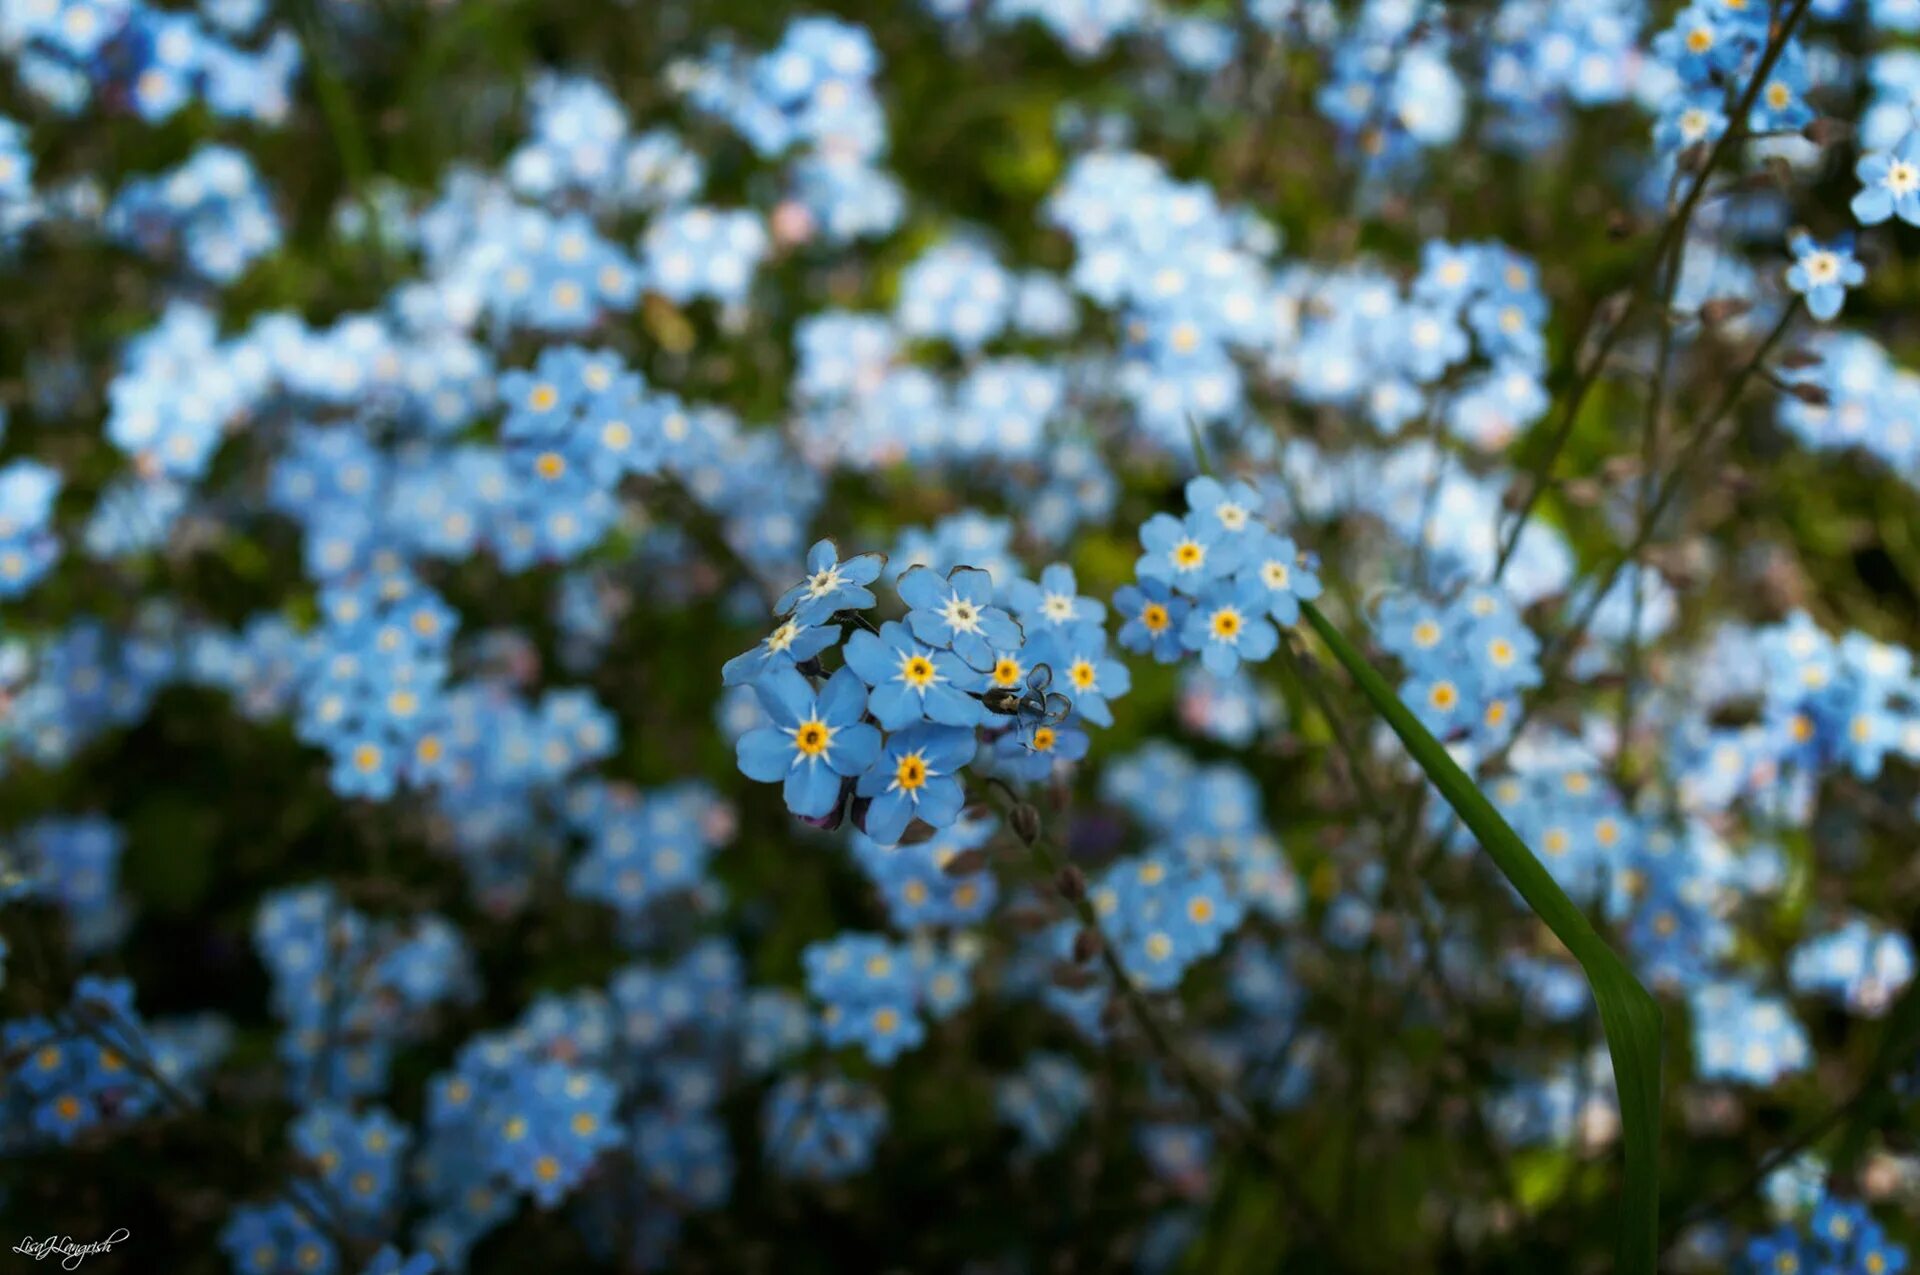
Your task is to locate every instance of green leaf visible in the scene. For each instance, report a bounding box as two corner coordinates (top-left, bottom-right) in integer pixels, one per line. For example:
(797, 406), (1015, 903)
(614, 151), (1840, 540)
(1300, 599), (1664, 1275)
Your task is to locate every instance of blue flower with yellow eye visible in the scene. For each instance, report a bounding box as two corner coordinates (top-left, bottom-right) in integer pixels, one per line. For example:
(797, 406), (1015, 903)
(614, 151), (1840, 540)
(992, 717), (1089, 782)
(735, 667), (879, 818)
(1182, 579), (1279, 677)
(1027, 624), (1129, 728)
(842, 620), (984, 729)
(856, 723), (975, 845)
(1114, 580), (1189, 663)
(776, 538), (885, 623)
(1136, 511), (1235, 597)
(897, 565), (1021, 667)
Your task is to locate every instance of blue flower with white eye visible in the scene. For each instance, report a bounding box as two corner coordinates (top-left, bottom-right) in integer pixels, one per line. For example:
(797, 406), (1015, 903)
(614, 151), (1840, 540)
(1183, 475), (1262, 541)
(842, 620), (985, 729)
(856, 724), (976, 845)
(720, 617), (841, 687)
(1006, 563), (1104, 632)
(1113, 580), (1189, 663)
(1233, 531), (1321, 627)
(1852, 133), (1920, 227)
(776, 538), (885, 623)
(1785, 232), (1865, 323)
(1181, 580), (1279, 677)
(735, 667), (880, 818)
(897, 565), (1022, 667)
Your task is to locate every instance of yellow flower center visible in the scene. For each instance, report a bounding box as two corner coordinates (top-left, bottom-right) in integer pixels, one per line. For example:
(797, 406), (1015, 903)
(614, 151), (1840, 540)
(535, 451), (567, 480)
(1069, 660), (1096, 690)
(992, 657), (1022, 687)
(794, 720), (832, 756)
(893, 752), (928, 791)
(1187, 897), (1215, 923)
(901, 654), (936, 686)
(528, 383), (559, 412)
(1210, 608), (1242, 639)
(1172, 541), (1205, 570)
(1428, 681), (1459, 711)
(1031, 727), (1057, 752)
(1141, 603), (1169, 633)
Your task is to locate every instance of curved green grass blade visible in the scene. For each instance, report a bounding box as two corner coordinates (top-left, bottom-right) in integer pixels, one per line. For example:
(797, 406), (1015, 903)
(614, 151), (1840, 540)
(1301, 599), (1664, 1275)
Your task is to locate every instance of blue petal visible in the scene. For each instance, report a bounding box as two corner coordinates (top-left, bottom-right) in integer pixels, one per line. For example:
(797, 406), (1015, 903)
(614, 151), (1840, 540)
(915, 777), (966, 831)
(897, 566), (943, 610)
(784, 759), (842, 818)
(752, 665), (815, 727)
(861, 789), (914, 845)
(737, 728), (793, 782)
(867, 682), (923, 731)
(923, 682), (985, 727)
(905, 610), (953, 650)
(842, 552), (884, 585)
(818, 666), (870, 725)
(720, 646), (769, 687)
(948, 567), (994, 602)
(843, 629), (893, 686)
(828, 722), (882, 775)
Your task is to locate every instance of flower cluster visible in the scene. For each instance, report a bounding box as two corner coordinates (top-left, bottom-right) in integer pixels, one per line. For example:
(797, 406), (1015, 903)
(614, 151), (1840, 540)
(106, 144), (280, 282)
(1114, 477), (1322, 676)
(1377, 584), (1541, 753)
(729, 539), (1128, 840)
(1741, 1196), (1910, 1275)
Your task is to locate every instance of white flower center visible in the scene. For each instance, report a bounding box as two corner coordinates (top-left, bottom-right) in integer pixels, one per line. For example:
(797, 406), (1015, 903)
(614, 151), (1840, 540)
(940, 594), (982, 633)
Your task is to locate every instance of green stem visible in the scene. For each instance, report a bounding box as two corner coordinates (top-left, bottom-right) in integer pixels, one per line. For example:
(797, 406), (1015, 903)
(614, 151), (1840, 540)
(1300, 599), (1665, 1275)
